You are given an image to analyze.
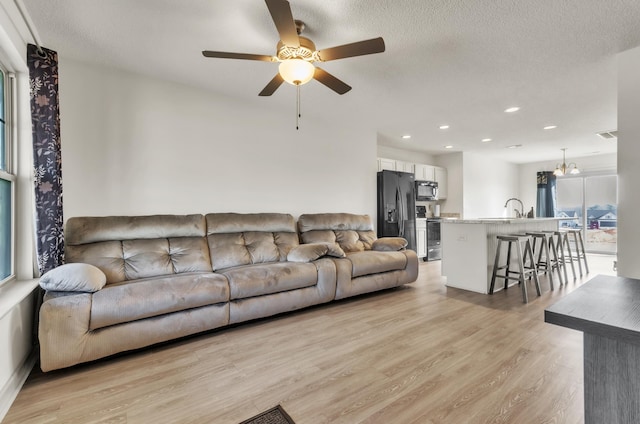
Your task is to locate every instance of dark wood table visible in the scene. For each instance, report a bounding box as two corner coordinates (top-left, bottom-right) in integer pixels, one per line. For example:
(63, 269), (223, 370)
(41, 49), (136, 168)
(545, 274), (640, 424)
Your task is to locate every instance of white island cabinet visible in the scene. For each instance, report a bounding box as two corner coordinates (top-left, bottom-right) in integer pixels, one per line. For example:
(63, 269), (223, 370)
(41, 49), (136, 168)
(441, 218), (565, 294)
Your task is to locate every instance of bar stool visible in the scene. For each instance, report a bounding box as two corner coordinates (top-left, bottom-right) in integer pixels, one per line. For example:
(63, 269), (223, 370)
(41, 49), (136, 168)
(564, 228), (589, 276)
(543, 230), (576, 282)
(558, 230), (579, 280)
(490, 234), (541, 303)
(526, 231), (563, 289)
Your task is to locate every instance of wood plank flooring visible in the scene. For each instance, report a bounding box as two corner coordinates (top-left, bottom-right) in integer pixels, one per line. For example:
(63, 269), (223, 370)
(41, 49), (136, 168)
(4, 255), (616, 424)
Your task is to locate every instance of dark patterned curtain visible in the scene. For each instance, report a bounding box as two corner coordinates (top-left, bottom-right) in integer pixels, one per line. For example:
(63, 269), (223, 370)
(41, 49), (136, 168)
(28, 44), (64, 275)
(536, 171), (557, 218)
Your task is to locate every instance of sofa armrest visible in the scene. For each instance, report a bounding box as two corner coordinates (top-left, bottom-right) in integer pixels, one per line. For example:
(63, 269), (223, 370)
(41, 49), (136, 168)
(372, 237), (408, 251)
(39, 292), (92, 371)
(287, 243), (328, 262)
(40, 263), (107, 293)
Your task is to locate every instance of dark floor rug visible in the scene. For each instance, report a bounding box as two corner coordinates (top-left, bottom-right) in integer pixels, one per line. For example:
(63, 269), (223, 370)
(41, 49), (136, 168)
(239, 405), (296, 424)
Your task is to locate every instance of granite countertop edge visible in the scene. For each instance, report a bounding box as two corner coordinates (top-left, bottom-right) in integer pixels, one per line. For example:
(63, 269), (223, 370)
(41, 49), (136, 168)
(441, 217), (567, 224)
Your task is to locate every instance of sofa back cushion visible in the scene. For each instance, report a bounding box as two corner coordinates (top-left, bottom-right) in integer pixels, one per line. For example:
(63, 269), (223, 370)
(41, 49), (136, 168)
(65, 214), (211, 284)
(297, 213), (377, 253)
(206, 213), (299, 270)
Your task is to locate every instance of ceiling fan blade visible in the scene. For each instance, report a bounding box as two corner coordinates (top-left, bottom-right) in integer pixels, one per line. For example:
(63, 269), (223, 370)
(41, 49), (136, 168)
(265, 0), (300, 47)
(317, 37), (385, 62)
(313, 68), (351, 95)
(202, 51), (274, 61)
(259, 74), (285, 96)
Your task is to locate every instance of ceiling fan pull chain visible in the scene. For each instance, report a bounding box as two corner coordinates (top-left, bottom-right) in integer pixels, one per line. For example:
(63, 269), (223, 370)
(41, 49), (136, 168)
(296, 83), (301, 130)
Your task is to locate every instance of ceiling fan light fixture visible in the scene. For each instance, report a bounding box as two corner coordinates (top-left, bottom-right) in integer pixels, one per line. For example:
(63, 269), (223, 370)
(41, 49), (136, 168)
(278, 59), (315, 85)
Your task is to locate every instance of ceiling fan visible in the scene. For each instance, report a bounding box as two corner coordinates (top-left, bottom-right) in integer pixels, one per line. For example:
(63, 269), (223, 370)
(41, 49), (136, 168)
(202, 0), (386, 96)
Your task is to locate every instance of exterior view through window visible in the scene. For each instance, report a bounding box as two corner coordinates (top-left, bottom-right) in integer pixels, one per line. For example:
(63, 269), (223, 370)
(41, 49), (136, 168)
(556, 174), (617, 254)
(0, 66), (13, 282)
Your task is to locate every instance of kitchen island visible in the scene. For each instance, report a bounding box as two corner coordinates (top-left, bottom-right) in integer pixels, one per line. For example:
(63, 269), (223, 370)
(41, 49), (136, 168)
(441, 218), (565, 294)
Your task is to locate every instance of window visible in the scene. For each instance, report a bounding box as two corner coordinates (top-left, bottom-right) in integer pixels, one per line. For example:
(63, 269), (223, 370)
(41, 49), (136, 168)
(556, 174), (617, 254)
(0, 65), (14, 283)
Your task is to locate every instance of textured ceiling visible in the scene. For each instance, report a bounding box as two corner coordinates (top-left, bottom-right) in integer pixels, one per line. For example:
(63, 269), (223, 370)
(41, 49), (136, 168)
(22, 0), (640, 163)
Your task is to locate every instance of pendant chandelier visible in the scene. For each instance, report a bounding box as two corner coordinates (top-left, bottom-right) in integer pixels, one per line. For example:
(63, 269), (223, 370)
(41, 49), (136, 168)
(553, 148), (580, 176)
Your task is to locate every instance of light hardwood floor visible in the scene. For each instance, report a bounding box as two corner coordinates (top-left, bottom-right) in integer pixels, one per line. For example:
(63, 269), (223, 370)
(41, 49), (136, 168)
(4, 254), (616, 424)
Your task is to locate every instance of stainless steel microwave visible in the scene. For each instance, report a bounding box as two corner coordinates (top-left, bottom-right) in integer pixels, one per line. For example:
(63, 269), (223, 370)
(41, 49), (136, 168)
(415, 180), (438, 201)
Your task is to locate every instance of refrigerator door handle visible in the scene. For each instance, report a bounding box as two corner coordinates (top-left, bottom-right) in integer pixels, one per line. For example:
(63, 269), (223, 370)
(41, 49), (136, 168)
(396, 186), (404, 236)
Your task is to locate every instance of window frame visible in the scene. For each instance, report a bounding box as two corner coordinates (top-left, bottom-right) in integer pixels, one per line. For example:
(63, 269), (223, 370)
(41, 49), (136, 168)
(0, 62), (16, 286)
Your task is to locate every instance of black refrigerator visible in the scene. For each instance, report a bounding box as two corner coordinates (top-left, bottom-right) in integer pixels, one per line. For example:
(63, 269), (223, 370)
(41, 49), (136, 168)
(377, 170), (416, 251)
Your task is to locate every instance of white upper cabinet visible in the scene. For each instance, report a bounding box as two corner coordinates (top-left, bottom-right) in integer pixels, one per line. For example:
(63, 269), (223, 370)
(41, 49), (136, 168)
(434, 166), (447, 199)
(396, 160), (415, 174)
(377, 157), (397, 171)
(377, 158), (415, 174)
(377, 158), (447, 199)
(414, 164), (436, 181)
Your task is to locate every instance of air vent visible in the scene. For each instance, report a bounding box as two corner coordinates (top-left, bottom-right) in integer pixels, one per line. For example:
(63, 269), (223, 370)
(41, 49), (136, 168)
(596, 130), (618, 139)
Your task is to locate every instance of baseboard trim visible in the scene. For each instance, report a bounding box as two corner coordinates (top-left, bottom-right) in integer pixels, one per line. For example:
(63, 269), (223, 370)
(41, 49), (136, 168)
(0, 351), (37, 422)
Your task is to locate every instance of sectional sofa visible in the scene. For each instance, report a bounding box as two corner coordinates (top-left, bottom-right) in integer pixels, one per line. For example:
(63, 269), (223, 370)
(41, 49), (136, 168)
(38, 212), (419, 371)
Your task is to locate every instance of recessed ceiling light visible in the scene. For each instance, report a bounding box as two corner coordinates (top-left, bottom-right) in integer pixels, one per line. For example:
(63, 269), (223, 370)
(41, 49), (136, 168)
(444, 145), (453, 149)
(481, 138), (492, 142)
(506, 144), (522, 149)
(439, 125), (450, 130)
(504, 107), (520, 113)
(543, 125), (557, 130)
(401, 135), (411, 139)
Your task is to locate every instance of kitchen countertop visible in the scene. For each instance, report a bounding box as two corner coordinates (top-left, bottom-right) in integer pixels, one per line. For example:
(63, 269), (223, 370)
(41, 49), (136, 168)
(440, 218), (560, 294)
(441, 217), (568, 224)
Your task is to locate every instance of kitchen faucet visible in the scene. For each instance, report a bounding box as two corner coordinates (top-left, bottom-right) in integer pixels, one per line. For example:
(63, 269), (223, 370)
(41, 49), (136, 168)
(504, 198), (524, 218)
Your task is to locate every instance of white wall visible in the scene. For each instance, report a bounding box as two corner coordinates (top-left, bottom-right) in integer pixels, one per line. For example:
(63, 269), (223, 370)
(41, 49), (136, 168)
(518, 153), (617, 216)
(462, 152), (520, 219)
(434, 152), (462, 216)
(618, 46), (640, 278)
(60, 60), (377, 220)
(376, 144), (436, 165)
(0, 290), (35, 419)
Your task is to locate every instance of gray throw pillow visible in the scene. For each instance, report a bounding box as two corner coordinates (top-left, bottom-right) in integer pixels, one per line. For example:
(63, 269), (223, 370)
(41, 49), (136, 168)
(40, 263), (107, 292)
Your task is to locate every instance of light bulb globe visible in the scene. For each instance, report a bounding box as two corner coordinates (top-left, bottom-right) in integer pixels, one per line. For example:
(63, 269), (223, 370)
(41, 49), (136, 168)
(279, 59), (315, 85)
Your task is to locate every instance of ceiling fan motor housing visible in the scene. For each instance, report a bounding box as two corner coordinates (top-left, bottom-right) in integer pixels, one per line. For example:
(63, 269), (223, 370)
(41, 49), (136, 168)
(277, 36), (317, 62)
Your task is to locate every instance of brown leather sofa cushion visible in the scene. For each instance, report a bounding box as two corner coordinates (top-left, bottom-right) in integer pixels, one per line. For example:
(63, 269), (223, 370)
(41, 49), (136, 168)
(65, 215), (212, 284)
(206, 213), (299, 270)
(346, 251), (409, 278)
(297, 213), (377, 252)
(222, 262), (318, 300)
(89, 272), (229, 330)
